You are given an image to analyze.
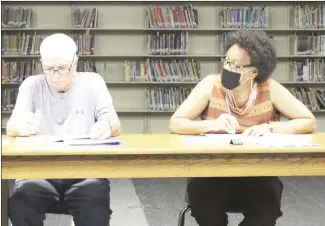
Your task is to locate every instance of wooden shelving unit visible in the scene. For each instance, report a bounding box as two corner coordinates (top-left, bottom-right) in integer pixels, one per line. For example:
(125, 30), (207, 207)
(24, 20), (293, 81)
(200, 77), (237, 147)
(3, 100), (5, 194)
(2, 1), (325, 133)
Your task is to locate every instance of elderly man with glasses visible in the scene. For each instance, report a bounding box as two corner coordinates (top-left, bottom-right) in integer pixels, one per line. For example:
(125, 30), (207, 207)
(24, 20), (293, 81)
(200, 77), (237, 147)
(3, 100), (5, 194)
(6, 33), (121, 226)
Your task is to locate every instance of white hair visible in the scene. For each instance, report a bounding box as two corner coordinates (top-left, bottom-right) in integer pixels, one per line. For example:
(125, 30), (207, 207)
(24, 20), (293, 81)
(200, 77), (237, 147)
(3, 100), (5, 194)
(40, 33), (77, 61)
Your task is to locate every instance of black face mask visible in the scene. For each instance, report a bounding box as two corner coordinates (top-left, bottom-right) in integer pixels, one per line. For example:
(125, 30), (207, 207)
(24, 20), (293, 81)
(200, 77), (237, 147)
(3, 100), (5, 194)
(221, 68), (241, 90)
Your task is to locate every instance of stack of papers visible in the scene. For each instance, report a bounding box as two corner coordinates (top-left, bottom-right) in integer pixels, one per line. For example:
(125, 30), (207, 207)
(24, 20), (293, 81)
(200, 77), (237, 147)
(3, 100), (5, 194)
(15, 135), (121, 146)
(63, 137), (120, 146)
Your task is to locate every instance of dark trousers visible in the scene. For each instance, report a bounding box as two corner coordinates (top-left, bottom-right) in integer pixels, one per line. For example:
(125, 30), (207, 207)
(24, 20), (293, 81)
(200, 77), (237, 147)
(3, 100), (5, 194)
(187, 177), (283, 226)
(8, 178), (112, 226)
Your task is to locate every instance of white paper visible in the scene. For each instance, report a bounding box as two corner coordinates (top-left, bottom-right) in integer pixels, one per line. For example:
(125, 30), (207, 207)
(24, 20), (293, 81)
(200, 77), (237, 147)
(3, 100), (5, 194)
(2, 138), (10, 145)
(256, 133), (319, 147)
(204, 134), (257, 144)
(15, 135), (59, 144)
(181, 133), (320, 147)
(180, 134), (256, 144)
(52, 135), (91, 142)
(15, 135), (120, 146)
(64, 138), (120, 146)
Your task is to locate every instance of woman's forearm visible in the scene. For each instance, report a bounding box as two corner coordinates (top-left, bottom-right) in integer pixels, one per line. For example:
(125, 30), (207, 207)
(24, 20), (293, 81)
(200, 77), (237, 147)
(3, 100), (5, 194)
(169, 118), (215, 135)
(270, 118), (316, 134)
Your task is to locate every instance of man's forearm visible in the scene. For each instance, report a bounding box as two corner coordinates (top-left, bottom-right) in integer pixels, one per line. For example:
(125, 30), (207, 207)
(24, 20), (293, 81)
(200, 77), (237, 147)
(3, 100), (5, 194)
(6, 127), (19, 137)
(6, 118), (20, 137)
(270, 118), (316, 134)
(97, 111), (121, 137)
(109, 118), (121, 137)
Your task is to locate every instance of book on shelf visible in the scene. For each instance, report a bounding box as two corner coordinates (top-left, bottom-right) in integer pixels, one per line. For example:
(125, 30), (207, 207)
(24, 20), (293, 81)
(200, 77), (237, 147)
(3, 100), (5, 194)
(1, 60), (35, 83)
(219, 6), (269, 28)
(1, 88), (18, 112)
(1, 60), (97, 84)
(77, 60), (97, 72)
(295, 59), (325, 82)
(1, 6), (33, 28)
(146, 86), (325, 113)
(1, 87), (193, 113)
(220, 33), (274, 54)
(288, 87), (325, 110)
(2, 86), (325, 114)
(147, 59), (201, 82)
(2, 32), (43, 55)
(294, 5), (325, 29)
(73, 7), (99, 28)
(123, 59), (201, 82)
(73, 31), (94, 55)
(146, 5), (198, 28)
(295, 34), (325, 55)
(124, 60), (147, 82)
(147, 87), (191, 111)
(1, 32), (95, 56)
(147, 31), (188, 55)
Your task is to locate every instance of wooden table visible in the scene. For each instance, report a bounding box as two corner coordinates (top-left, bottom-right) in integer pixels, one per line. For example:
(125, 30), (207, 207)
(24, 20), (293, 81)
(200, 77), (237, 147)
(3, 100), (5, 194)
(2, 133), (325, 179)
(2, 133), (325, 226)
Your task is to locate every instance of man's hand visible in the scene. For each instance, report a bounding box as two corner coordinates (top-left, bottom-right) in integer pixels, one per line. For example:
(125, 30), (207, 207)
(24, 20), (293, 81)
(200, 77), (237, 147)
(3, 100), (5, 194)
(8, 111), (42, 137)
(242, 123), (270, 137)
(90, 121), (111, 140)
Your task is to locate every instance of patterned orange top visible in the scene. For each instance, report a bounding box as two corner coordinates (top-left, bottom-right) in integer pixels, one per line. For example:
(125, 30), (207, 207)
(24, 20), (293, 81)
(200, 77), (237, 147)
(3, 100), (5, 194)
(201, 75), (280, 133)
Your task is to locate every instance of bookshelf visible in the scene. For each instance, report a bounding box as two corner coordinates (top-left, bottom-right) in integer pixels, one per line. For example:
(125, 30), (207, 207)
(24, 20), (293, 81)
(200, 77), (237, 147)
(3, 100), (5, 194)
(2, 28), (325, 32)
(2, 1), (325, 134)
(2, 54), (325, 58)
(3, 81), (325, 86)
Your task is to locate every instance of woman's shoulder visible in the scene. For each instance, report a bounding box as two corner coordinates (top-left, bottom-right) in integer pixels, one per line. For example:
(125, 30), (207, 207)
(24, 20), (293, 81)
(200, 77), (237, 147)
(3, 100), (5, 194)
(257, 79), (286, 104)
(200, 74), (221, 86)
(257, 78), (277, 92)
(195, 74), (220, 96)
(210, 74), (226, 91)
(260, 78), (282, 89)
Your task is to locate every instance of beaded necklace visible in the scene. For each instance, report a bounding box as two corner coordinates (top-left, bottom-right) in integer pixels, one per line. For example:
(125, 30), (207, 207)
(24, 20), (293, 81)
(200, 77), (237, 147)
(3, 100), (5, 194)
(225, 82), (257, 116)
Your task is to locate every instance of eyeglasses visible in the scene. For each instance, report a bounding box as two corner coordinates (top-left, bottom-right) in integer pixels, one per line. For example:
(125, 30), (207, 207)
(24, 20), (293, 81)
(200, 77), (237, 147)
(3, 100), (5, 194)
(41, 55), (75, 76)
(42, 67), (72, 76)
(221, 57), (252, 71)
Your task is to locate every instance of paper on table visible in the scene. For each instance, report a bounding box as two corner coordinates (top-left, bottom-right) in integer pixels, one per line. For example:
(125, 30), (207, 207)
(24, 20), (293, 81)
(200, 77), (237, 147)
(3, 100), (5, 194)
(64, 137), (120, 146)
(181, 133), (320, 147)
(256, 133), (319, 147)
(2, 138), (10, 145)
(180, 134), (256, 144)
(15, 135), (59, 143)
(52, 135), (91, 142)
(15, 135), (121, 146)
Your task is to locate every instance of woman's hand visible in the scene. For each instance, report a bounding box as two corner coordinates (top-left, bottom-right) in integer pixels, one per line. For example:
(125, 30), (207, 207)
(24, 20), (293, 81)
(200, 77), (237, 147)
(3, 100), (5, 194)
(242, 123), (270, 137)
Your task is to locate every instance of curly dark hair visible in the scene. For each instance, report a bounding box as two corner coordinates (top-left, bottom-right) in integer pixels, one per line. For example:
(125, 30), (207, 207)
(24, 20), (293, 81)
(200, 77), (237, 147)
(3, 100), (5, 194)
(224, 30), (277, 84)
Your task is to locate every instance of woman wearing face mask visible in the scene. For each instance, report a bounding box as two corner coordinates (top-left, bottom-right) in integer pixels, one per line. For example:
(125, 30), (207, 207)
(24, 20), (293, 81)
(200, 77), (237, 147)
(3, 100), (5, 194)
(169, 30), (316, 226)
